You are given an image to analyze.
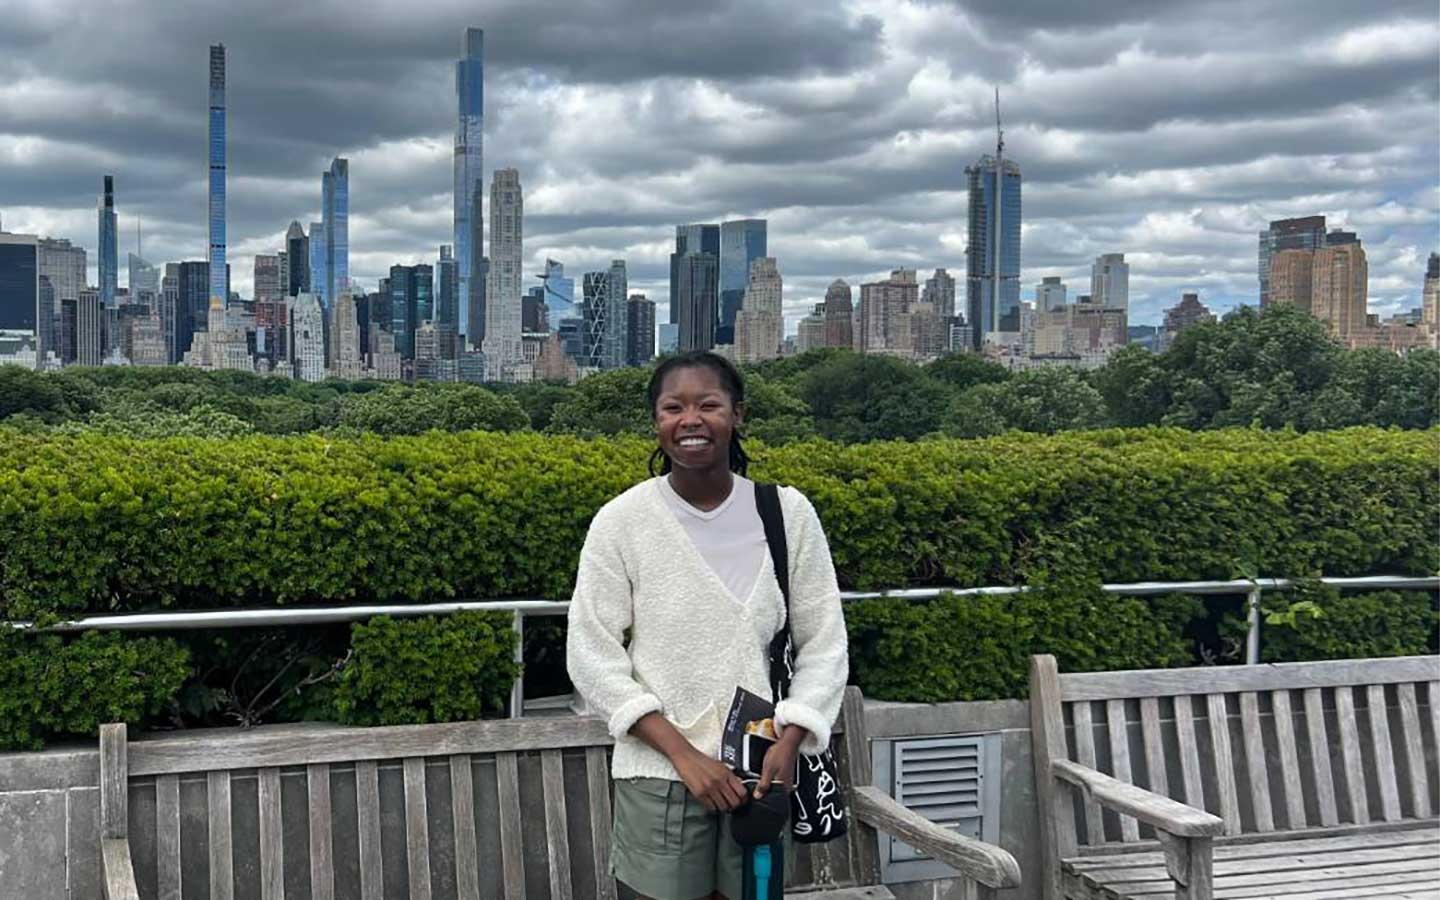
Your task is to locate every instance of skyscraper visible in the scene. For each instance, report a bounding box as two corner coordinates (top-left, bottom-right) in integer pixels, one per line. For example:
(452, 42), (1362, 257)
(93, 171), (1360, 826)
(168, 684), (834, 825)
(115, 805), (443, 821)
(436, 244), (459, 358)
(539, 259), (575, 327)
(1091, 253), (1130, 314)
(253, 254), (282, 303)
(922, 268), (956, 320)
(38, 238), (86, 364)
(965, 155), (1022, 347)
(671, 224), (719, 323)
(285, 221), (309, 296)
(0, 231), (39, 339)
(581, 262), (628, 369)
(98, 176), (118, 309)
(309, 221), (326, 308)
(291, 292), (325, 382)
(1312, 239), (1368, 345)
(718, 219), (766, 345)
(129, 252), (159, 300)
(322, 157), (348, 308)
(676, 251), (719, 351)
(1258, 216), (1326, 306)
(1423, 253), (1439, 329)
(824, 279), (854, 350)
(454, 27), (485, 348)
(483, 167), (522, 380)
(1037, 276), (1067, 313)
(734, 257), (783, 363)
(626, 293), (656, 367)
(389, 263), (434, 359)
(208, 45), (227, 311)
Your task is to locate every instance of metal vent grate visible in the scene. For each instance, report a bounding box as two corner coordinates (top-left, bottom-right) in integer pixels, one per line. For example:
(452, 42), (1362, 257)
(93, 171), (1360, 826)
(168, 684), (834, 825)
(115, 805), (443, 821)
(873, 732), (1002, 880)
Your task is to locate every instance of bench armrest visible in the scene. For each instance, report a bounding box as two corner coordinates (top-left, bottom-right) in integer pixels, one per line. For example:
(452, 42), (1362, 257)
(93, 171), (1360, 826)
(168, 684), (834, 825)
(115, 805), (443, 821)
(1051, 759), (1224, 838)
(851, 785), (1021, 888)
(102, 838), (140, 900)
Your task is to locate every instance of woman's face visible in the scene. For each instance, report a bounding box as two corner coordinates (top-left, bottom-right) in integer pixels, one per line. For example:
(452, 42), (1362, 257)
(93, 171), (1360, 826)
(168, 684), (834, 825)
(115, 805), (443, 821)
(653, 365), (744, 474)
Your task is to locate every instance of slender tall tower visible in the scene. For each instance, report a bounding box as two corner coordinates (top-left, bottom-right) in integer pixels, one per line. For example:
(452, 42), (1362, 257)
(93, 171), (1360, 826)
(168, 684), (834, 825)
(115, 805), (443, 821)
(98, 176), (117, 308)
(208, 44), (227, 310)
(964, 89), (1022, 349)
(484, 168), (523, 379)
(322, 157), (349, 311)
(454, 28), (485, 349)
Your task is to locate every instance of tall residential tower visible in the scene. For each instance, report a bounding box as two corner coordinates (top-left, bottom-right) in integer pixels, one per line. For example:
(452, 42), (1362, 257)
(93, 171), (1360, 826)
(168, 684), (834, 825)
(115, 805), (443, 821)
(98, 176), (117, 308)
(454, 28), (485, 348)
(208, 45), (227, 310)
(322, 157), (348, 309)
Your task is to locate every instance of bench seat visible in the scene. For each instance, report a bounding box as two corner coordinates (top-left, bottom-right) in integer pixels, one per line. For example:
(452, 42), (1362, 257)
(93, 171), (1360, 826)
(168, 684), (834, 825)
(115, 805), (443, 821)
(1062, 824), (1440, 900)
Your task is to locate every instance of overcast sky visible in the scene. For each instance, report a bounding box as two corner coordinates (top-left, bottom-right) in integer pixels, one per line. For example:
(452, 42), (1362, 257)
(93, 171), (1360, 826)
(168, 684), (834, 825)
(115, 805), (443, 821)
(2, 0), (1436, 329)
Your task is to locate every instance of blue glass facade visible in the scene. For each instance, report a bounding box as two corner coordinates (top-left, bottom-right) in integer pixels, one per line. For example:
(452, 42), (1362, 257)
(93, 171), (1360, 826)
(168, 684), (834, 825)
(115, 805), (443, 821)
(389, 264), (434, 359)
(540, 259), (575, 329)
(309, 222), (326, 309)
(323, 157), (348, 309)
(965, 156), (1021, 347)
(718, 219), (765, 345)
(208, 45), (226, 309)
(98, 176), (117, 309)
(453, 28), (484, 348)
(670, 223), (718, 325)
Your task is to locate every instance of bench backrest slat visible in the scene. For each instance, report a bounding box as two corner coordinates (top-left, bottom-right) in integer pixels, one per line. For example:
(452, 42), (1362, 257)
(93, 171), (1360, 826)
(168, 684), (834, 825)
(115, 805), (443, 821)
(306, 762), (336, 900)
(402, 757), (433, 900)
(258, 767), (284, 899)
(155, 773), (181, 898)
(207, 770), (235, 900)
(450, 754), (482, 900)
(1032, 654), (1440, 851)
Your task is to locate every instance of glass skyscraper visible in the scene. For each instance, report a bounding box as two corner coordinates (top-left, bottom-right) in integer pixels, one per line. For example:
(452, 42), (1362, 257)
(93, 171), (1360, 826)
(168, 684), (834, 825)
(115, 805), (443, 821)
(670, 223), (719, 325)
(98, 176), (117, 309)
(322, 157), (348, 309)
(208, 45), (227, 310)
(539, 259), (575, 329)
(964, 155), (1021, 347)
(718, 219), (765, 345)
(309, 221), (326, 310)
(454, 28), (484, 348)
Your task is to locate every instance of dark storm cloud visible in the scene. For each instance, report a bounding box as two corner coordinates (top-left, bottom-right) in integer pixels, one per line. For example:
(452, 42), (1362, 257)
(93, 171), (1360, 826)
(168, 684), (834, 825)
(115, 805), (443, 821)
(1, 0), (1435, 323)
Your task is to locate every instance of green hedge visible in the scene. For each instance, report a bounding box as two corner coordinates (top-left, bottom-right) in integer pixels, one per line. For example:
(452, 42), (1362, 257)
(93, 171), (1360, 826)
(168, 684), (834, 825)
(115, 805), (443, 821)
(0, 427), (1433, 747)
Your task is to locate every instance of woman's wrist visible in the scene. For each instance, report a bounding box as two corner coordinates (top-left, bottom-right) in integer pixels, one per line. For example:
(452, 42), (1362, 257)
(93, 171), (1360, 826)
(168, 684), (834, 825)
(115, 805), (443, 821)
(778, 724), (808, 750)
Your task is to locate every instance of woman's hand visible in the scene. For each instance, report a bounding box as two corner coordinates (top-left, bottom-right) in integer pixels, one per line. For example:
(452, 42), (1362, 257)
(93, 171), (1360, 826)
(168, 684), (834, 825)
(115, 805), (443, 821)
(673, 748), (749, 812)
(753, 723), (808, 799)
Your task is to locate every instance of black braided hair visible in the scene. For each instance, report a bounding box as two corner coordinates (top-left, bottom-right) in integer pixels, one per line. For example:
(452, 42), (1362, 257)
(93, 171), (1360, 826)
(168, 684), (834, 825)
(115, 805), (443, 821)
(646, 351), (750, 477)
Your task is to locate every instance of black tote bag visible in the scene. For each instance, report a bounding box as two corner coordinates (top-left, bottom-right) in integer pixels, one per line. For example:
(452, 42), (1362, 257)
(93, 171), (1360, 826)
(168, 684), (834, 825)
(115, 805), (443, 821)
(754, 482), (848, 844)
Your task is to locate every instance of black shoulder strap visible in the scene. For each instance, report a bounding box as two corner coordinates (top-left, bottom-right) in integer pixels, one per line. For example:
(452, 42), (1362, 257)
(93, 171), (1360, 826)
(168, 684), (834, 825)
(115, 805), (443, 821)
(755, 482), (793, 699)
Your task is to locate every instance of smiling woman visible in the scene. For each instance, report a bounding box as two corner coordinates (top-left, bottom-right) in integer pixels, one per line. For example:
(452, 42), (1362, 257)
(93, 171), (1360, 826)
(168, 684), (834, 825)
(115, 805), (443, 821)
(566, 350), (850, 900)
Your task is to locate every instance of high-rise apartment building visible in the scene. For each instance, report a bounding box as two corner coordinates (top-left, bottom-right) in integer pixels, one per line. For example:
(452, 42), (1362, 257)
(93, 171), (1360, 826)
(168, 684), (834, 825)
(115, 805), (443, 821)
(1160, 293), (1215, 350)
(285, 221), (309, 296)
(38, 238), (86, 363)
(734, 257), (783, 363)
(539, 259), (575, 327)
(160, 265), (180, 362)
(75, 289), (102, 365)
(98, 176), (118, 309)
(796, 304), (826, 353)
(436, 244), (459, 358)
(676, 252), (719, 351)
(922, 268), (956, 319)
(671, 224), (719, 324)
(454, 27), (485, 348)
(1312, 240), (1368, 345)
(1423, 253), (1439, 329)
(291, 292), (326, 381)
(824, 279), (853, 350)
(626, 293), (656, 367)
(858, 269), (919, 356)
(1091, 254), (1129, 313)
(581, 261), (628, 369)
(1269, 249), (1315, 313)
(332, 291), (363, 380)
(389, 264), (434, 359)
(1037, 276), (1066, 313)
(129, 253), (159, 299)
(483, 168), (523, 380)
(322, 158), (349, 308)
(1258, 216), (1326, 306)
(308, 221), (326, 311)
(253, 254), (283, 303)
(718, 219), (766, 345)
(0, 232), (39, 340)
(208, 45), (227, 311)
(965, 155), (1021, 347)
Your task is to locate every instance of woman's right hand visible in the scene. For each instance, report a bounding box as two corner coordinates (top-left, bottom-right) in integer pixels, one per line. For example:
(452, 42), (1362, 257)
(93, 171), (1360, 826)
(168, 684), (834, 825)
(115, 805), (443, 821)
(672, 748), (748, 812)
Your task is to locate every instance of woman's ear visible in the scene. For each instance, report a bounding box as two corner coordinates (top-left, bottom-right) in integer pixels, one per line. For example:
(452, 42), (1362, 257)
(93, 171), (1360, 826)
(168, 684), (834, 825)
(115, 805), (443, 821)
(732, 400), (746, 427)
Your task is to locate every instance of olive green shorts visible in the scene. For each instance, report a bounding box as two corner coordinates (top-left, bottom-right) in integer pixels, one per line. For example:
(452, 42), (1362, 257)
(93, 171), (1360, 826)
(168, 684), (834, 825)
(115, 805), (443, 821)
(612, 777), (747, 900)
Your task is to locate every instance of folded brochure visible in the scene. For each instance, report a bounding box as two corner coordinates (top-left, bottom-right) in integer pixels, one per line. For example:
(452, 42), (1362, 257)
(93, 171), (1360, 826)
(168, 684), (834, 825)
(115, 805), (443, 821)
(721, 686), (779, 778)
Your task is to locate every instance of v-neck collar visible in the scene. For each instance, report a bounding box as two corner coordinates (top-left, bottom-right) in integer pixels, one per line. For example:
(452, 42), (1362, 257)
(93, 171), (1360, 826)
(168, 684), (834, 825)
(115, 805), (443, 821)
(658, 471), (739, 520)
(650, 478), (772, 611)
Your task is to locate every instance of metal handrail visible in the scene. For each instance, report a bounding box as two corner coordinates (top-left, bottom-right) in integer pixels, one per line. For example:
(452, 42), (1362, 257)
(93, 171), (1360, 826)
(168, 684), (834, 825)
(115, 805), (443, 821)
(6, 575), (1437, 717)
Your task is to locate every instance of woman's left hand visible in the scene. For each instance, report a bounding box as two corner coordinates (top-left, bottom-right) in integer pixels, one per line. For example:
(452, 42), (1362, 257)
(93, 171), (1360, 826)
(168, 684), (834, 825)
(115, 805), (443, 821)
(754, 724), (808, 799)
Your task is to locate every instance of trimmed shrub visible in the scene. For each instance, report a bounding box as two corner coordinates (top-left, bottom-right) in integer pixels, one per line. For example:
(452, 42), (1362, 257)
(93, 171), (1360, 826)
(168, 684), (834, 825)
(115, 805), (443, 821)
(329, 612), (520, 726)
(1227, 587), (1438, 663)
(0, 630), (190, 751)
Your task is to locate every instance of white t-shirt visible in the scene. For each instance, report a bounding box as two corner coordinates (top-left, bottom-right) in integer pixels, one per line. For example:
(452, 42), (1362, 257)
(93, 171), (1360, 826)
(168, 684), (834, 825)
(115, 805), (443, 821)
(656, 473), (770, 606)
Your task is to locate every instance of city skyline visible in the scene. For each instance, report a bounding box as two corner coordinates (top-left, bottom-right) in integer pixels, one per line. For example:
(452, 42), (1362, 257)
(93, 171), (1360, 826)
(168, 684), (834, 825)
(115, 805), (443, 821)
(0, 0), (1435, 332)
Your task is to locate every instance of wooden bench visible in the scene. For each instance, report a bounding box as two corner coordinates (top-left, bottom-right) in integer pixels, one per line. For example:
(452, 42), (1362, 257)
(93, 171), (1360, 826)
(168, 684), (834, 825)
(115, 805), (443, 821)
(98, 686), (1020, 899)
(1029, 653), (1440, 900)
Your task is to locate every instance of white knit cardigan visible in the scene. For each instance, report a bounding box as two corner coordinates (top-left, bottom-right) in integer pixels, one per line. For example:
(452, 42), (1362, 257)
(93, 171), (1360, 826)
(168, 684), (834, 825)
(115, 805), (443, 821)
(565, 477), (850, 781)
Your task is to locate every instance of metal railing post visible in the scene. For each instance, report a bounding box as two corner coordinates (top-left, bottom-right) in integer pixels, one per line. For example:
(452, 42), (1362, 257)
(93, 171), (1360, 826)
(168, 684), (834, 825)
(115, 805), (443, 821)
(1245, 586), (1262, 665)
(510, 611), (525, 719)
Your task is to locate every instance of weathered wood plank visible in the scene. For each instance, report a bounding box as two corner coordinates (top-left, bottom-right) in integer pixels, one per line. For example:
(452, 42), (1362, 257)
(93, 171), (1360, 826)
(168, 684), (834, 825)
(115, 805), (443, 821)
(403, 757), (433, 900)
(207, 770), (234, 900)
(1269, 690), (1306, 830)
(1029, 655), (1076, 900)
(840, 684), (881, 886)
(100, 723), (128, 840)
(1071, 701), (1107, 844)
(1057, 655), (1439, 701)
(540, 750), (574, 900)
(127, 715), (614, 777)
(584, 746), (617, 900)
(1051, 760), (1224, 838)
(496, 751), (527, 900)
(355, 759), (383, 900)
(1179, 835), (1212, 900)
(1367, 684), (1402, 821)
(258, 767), (284, 900)
(851, 786), (1020, 888)
(155, 774), (181, 900)
(1105, 699), (1141, 842)
(1172, 695), (1204, 810)
(1237, 692), (1274, 832)
(1302, 687), (1339, 826)
(102, 838), (141, 900)
(1138, 697), (1168, 802)
(1085, 841), (1440, 883)
(306, 763), (335, 900)
(1063, 823), (1439, 868)
(450, 755), (481, 900)
(1394, 683), (1431, 818)
(1204, 694), (1240, 835)
(1081, 860), (1440, 898)
(1333, 686), (1368, 824)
